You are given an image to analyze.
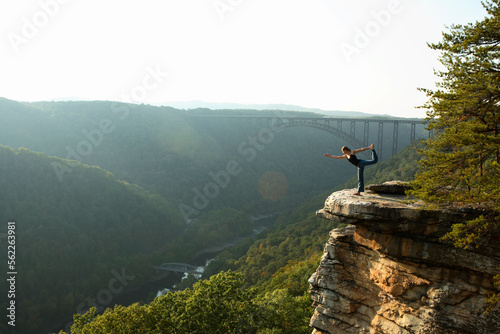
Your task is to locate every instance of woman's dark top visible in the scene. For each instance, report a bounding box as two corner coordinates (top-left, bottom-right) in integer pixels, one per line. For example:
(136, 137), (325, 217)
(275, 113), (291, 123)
(347, 154), (360, 167)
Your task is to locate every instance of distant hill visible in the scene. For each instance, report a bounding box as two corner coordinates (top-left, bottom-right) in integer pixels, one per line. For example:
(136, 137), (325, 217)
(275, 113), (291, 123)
(155, 100), (375, 117)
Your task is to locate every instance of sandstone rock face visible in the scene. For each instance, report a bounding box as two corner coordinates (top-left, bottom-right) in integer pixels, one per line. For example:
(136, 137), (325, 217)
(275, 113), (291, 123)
(309, 186), (500, 334)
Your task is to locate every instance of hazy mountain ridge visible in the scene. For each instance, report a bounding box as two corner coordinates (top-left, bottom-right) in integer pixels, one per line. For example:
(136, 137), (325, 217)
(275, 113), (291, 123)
(154, 100), (375, 117)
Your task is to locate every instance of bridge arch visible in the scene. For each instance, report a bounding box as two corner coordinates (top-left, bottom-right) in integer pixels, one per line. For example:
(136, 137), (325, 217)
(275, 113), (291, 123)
(275, 118), (366, 155)
(268, 117), (427, 159)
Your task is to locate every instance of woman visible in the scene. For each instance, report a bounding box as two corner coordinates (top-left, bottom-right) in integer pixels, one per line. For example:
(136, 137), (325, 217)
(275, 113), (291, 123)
(324, 143), (378, 195)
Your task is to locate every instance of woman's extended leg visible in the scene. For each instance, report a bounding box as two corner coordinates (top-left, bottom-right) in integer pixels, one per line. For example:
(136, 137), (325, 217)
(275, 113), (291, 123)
(358, 149), (378, 167)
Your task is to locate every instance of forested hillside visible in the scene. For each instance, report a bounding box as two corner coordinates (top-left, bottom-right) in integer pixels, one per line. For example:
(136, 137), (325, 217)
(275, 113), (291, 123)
(0, 145), (185, 333)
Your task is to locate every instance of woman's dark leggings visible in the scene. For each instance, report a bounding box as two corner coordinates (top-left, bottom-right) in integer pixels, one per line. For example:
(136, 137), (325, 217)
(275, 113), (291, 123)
(356, 149), (378, 192)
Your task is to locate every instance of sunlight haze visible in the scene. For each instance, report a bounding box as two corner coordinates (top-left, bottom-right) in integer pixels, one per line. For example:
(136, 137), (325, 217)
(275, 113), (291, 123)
(0, 0), (489, 117)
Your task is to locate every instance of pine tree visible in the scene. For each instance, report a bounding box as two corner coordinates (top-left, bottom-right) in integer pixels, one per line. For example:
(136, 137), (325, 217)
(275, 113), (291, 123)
(410, 0), (500, 306)
(410, 0), (500, 246)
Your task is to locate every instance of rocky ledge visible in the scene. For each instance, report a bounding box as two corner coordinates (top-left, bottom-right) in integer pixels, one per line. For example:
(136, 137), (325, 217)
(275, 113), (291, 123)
(309, 182), (500, 334)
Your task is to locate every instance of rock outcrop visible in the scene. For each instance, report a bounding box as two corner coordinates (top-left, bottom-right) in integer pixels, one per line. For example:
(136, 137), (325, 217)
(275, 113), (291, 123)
(309, 183), (500, 334)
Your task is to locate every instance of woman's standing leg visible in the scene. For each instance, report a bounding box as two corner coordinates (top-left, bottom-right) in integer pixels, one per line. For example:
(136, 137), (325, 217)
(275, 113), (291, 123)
(357, 166), (365, 193)
(356, 149), (377, 194)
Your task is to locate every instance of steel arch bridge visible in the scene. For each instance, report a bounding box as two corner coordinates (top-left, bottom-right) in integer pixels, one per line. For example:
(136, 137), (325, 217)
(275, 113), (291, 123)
(191, 115), (428, 159)
(153, 263), (203, 274)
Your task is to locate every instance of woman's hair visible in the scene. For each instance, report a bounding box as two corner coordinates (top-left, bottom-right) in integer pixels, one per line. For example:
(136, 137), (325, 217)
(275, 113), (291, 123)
(341, 146), (350, 152)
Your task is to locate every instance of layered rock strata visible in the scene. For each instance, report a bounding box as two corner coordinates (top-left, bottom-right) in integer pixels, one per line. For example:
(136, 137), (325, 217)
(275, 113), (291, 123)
(309, 184), (500, 334)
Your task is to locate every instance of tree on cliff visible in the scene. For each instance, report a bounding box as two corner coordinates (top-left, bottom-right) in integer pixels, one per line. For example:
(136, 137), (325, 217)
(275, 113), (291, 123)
(410, 0), (500, 305)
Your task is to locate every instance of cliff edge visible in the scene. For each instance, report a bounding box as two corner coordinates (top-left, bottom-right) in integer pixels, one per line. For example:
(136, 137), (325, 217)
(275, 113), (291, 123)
(309, 182), (500, 334)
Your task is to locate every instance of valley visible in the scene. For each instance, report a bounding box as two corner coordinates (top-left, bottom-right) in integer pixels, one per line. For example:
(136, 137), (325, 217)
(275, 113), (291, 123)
(0, 98), (425, 333)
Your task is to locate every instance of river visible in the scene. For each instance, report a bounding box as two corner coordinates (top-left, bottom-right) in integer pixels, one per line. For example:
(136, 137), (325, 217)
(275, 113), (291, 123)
(50, 213), (279, 333)
(112, 213), (279, 303)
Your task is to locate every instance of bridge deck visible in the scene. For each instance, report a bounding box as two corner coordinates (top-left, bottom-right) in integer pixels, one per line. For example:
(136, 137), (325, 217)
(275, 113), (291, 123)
(190, 115), (424, 124)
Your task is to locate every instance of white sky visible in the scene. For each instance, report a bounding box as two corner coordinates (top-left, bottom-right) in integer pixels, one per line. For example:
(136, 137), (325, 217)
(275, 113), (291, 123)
(0, 0), (489, 118)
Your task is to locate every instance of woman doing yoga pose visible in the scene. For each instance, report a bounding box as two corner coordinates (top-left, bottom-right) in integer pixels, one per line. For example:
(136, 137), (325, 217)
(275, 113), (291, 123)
(324, 143), (378, 195)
